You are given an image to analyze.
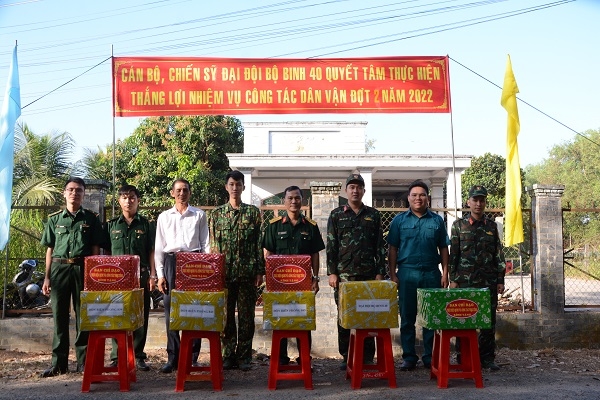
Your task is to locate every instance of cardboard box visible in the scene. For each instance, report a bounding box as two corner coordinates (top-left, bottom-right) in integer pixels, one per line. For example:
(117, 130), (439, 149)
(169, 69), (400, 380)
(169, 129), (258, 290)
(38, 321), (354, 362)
(265, 255), (312, 292)
(417, 288), (492, 330)
(80, 289), (144, 331)
(175, 252), (225, 291)
(169, 290), (226, 331)
(84, 255), (140, 291)
(262, 291), (316, 330)
(338, 281), (399, 329)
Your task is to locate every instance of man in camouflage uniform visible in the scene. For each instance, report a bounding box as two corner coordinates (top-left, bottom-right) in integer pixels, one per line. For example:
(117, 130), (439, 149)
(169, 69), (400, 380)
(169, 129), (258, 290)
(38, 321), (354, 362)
(327, 173), (386, 370)
(209, 170), (263, 372)
(103, 184), (156, 371)
(40, 177), (103, 377)
(449, 185), (505, 371)
(263, 185), (325, 366)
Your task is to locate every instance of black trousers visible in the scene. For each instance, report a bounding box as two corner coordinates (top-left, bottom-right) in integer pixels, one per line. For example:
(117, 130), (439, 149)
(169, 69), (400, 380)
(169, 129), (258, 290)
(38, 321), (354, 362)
(163, 253), (200, 364)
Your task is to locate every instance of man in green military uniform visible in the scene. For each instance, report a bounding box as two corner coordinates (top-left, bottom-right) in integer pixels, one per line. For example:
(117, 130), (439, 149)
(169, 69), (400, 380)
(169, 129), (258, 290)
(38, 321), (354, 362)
(327, 173), (386, 370)
(40, 177), (103, 377)
(209, 170), (263, 372)
(449, 185), (505, 371)
(263, 185), (325, 366)
(103, 185), (156, 371)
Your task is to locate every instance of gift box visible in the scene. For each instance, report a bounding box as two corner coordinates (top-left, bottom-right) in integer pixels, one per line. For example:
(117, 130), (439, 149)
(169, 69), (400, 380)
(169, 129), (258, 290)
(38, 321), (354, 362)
(338, 281), (399, 329)
(169, 290), (226, 331)
(265, 255), (312, 292)
(80, 289), (144, 331)
(262, 291), (316, 330)
(84, 255), (140, 291)
(417, 288), (492, 330)
(175, 252), (225, 291)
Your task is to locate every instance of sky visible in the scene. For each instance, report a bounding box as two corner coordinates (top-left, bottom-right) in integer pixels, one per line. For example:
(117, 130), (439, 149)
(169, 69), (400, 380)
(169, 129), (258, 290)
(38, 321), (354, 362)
(0, 0), (598, 168)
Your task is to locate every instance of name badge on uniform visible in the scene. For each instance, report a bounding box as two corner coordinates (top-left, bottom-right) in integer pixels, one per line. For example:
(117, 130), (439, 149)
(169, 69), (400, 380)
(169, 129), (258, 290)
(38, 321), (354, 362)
(135, 229), (145, 234)
(278, 231), (287, 235)
(364, 217), (373, 221)
(111, 229), (122, 234)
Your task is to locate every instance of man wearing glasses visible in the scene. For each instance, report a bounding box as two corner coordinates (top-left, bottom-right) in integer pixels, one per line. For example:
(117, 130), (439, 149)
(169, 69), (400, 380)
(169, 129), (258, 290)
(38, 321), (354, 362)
(386, 180), (450, 371)
(40, 177), (103, 377)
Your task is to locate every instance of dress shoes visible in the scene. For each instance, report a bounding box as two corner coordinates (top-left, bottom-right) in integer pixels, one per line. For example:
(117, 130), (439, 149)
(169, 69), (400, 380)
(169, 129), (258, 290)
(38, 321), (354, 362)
(223, 358), (238, 370)
(76, 363), (85, 373)
(108, 360), (118, 368)
(137, 359), (150, 371)
(160, 362), (176, 373)
(40, 366), (68, 378)
(399, 360), (416, 371)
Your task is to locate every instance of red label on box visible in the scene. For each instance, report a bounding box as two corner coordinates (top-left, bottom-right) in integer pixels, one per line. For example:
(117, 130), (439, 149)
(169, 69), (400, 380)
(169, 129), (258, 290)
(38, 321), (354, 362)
(446, 299), (479, 319)
(266, 255), (311, 292)
(84, 255), (140, 291)
(175, 252), (225, 291)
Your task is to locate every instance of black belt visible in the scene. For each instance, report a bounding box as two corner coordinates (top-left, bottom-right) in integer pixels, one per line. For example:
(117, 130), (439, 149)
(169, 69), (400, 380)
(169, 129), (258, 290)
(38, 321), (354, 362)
(52, 257), (84, 265)
(167, 250), (201, 255)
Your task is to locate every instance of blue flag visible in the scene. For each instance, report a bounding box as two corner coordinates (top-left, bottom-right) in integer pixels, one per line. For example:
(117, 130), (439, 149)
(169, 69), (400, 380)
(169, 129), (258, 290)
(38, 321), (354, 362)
(0, 45), (21, 251)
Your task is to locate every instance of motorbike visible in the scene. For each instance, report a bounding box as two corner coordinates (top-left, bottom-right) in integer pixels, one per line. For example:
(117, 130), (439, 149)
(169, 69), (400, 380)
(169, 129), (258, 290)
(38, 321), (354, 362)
(2, 259), (50, 311)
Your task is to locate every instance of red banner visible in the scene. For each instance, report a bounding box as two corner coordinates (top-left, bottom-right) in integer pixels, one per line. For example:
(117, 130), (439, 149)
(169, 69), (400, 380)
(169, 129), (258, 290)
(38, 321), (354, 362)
(113, 56), (451, 116)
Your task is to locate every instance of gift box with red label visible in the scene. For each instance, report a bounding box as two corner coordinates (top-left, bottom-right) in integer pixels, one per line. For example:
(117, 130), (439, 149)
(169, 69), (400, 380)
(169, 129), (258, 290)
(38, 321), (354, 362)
(84, 255), (140, 291)
(265, 255), (312, 292)
(417, 288), (491, 330)
(175, 252), (225, 291)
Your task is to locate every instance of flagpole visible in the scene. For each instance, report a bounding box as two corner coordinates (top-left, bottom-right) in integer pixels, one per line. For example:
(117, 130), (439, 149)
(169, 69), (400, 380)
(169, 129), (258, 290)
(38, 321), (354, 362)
(111, 45), (116, 219)
(447, 55), (459, 221)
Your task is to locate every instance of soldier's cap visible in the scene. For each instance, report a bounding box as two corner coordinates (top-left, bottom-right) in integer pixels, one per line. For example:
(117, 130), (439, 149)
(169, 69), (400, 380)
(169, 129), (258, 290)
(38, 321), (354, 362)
(468, 185), (488, 198)
(346, 173), (365, 187)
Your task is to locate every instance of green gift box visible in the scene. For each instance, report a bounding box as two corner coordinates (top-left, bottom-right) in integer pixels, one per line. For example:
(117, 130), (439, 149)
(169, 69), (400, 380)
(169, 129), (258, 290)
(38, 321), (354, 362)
(417, 288), (491, 330)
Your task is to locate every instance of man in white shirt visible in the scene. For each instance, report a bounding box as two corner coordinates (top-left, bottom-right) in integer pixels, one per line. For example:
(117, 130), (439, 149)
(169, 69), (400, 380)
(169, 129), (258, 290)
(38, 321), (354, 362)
(155, 178), (209, 373)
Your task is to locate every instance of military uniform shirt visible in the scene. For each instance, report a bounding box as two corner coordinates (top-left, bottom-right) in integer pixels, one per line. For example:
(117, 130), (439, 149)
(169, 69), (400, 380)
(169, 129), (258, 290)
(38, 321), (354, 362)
(41, 207), (103, 258)
(449, 214), (505, 287)
(326, 204), (386, 277)
(209, 202), (264, 282)
(263, 214), (325, 256)
(103, 213), (155, 270)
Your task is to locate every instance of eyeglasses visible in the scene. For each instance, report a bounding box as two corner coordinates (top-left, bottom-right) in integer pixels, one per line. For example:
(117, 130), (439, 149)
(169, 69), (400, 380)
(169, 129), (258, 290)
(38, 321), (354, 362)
(65, 188), (84, 193)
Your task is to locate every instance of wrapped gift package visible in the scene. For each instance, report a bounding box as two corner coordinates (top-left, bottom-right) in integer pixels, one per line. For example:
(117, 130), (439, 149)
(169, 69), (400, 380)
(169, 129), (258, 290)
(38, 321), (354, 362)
(84, 255), (140, 291)
(417, 288), (492, 330)
(262, 291), (316, 330)
(338, 280), (399, 329)
(80, 288), (144, 331)
(265, 255), (312, 292)
(169, 290), (226, 331)
(175, 252), (225, 291)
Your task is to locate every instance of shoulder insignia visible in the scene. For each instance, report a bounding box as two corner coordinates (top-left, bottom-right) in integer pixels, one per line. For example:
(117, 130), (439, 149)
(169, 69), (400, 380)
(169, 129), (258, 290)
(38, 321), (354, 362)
(305, 217), (317, 226)
(48, 210), (62, 217)
(269, 216), (283, 224)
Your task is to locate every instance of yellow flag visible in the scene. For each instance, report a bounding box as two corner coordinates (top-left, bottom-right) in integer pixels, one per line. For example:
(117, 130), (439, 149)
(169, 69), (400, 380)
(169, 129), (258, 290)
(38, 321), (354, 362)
(501, 55), (523, 246)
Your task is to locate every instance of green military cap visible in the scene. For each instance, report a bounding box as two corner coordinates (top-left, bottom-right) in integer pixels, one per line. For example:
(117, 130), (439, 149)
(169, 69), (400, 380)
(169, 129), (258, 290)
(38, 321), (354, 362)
(346, 173), (365, 187)
(468, 185), (488, 198)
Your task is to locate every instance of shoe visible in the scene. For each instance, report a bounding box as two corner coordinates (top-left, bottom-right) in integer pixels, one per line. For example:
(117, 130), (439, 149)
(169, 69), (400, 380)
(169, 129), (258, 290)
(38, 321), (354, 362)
(279, 357), (290, 366)
(160, 363), (176, 373)
(108, 360), (118, 368)
(399, 360), (416, 371)
(239, 362), (252, 372)
(482, 360), (500, 371)
(223, 359), (238, 370)
(192, 361), (201, 368)
(40, 366), (67, 378)
(339, 360), (347, 371)
(76, 363), (85, 373)
(363, 359), (375, 365)
(136, 359), (150, 371)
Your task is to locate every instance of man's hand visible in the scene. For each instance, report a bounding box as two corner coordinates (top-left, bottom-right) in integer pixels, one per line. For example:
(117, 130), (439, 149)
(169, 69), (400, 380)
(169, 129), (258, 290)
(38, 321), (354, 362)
(255, 274), (264, 287)
(449, 282), (459, 289)
(311, 280), (319, 294)
(375, 274), (384, 281)
(149, 277), (157, 291)
(389, 275), (399, 284)
(441, 275), (449, 289)
(328, 274), (339, 289)
(42, 278), (51, 296)
(157, 277), (168, 294)
(497, 283), (505, 295)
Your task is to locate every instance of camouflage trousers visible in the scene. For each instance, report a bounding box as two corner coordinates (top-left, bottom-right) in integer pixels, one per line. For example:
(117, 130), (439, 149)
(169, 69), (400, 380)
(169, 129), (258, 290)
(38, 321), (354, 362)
(222, 281), (257, 364)
(456, 283), (498, 362)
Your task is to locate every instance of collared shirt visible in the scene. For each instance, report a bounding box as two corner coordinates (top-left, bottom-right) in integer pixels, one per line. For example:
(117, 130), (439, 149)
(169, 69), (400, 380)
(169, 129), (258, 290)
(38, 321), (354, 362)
(449, 214), (505, 287)
(154, 205), (209, 279)
(386, 208), (450, 270)
(263, 213), (325, 256)
(326, 204), (386, 277)
(103, 213), (155, 270)
(209, 202), (264, 282)
(40, 207), (103, 258)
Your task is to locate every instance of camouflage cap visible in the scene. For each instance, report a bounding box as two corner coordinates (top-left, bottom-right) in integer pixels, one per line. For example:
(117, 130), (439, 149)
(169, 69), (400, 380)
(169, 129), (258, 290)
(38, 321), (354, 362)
(345, 173), (365, 187)
(468, 185), (488, 198)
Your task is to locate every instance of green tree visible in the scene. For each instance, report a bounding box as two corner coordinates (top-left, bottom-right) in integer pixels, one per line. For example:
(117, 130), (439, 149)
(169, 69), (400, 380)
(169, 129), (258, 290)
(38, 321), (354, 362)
(81, 116), (244, 206)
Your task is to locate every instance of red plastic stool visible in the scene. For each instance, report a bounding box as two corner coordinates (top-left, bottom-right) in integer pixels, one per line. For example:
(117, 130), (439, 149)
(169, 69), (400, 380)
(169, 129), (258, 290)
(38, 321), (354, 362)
(430, 329), (483, 388)
(268, 330), (313, 390)
(345, 328), (397, 389)
(175, 330), (223, 392)
(81, 330), (136, 392)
